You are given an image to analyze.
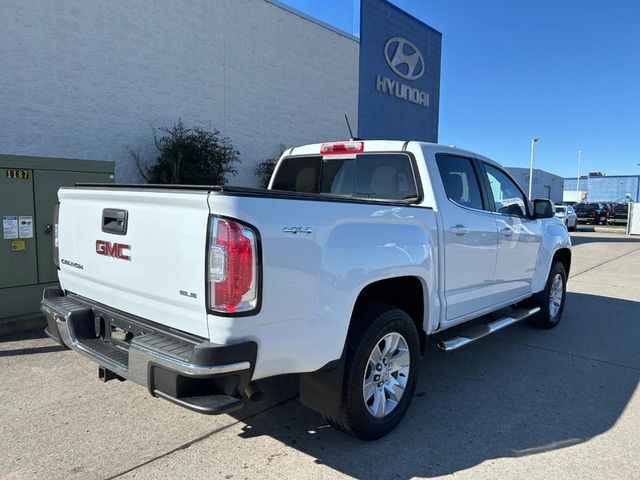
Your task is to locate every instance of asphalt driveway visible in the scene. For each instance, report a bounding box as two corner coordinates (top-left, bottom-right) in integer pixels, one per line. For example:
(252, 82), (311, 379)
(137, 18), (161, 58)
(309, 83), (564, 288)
(1, 231), (639, 479)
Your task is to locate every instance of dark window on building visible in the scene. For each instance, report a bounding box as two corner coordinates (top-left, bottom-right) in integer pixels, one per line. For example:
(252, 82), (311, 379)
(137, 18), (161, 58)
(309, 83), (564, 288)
(435, 155), (484, 210)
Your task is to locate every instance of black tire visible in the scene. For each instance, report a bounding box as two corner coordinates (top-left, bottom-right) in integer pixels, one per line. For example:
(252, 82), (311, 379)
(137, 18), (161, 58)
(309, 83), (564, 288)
(568, 223), (576, 232)
(325, 303), (420, 440)
(526, 261), (567, 329)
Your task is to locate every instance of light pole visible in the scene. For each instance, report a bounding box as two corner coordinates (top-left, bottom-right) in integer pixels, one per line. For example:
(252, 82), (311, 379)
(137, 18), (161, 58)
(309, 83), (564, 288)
(528, 137), (540, 199)
(576, 150), (583, 202)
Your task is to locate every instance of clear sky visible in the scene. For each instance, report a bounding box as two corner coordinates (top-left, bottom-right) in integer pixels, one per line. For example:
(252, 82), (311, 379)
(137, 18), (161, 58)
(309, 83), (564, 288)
(279, 0), (640, 178)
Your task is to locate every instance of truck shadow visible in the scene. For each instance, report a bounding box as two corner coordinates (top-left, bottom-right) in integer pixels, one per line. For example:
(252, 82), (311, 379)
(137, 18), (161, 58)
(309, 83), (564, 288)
(234, 292), (639, 478)
(0, 328), (66, 356)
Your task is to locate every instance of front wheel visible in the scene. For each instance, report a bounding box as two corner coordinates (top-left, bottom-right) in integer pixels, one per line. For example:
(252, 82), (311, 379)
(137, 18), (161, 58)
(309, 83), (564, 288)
(326, 304), (420, 440)
(527, 261), (567, 329)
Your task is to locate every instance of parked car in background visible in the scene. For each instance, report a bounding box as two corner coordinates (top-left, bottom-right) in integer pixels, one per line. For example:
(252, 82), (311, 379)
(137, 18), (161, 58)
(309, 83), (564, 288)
(555, 205), (577, 231)
(602, 203), (615, 223)
(608, 203), (630, 225)
(574, 202), (608, 224)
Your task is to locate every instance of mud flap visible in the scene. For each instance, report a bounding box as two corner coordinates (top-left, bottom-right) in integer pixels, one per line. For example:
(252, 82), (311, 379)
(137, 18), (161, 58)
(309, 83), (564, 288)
(299, 356), (345, 418)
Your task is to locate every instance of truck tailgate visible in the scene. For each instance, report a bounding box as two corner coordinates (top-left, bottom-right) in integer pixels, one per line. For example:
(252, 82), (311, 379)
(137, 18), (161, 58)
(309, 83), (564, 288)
(57, 187), (211, 338)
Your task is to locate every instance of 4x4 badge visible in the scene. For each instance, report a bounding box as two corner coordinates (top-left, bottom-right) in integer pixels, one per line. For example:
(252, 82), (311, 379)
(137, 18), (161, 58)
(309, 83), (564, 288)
(283, 226), (312, 235)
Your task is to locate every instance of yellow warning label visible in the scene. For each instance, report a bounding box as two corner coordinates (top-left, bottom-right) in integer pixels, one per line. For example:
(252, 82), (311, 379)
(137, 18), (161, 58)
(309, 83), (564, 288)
(11, 239), (26, 251)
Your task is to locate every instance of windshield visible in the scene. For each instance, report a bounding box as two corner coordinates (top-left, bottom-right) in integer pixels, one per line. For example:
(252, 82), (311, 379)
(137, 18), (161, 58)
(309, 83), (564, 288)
(271, 153), (419, 201)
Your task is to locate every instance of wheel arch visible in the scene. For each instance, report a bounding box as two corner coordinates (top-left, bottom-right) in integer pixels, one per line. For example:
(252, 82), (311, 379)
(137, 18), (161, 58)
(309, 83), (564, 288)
(349, 276), (427, 353)
(299, 275), (427, 418)
(553, 247), (572, 278)
(532, 222), (572, 293)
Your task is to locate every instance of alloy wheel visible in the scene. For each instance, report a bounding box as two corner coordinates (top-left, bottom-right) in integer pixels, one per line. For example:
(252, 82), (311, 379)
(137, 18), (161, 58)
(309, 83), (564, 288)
(362, 332), (411, 418)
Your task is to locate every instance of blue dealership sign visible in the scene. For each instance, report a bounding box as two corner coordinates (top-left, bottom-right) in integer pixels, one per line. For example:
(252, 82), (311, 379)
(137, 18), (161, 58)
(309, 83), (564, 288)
(358, 0), (442, 142)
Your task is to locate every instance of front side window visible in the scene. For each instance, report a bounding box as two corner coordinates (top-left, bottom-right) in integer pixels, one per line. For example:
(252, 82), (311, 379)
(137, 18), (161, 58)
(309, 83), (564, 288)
(484, 164), (528, 217)
(435, 154), (484, 210)
(271, 153), (418, 201)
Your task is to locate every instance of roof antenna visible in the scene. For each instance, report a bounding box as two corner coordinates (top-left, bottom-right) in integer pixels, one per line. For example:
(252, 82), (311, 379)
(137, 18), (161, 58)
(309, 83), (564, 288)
(344, 114), (361, 141)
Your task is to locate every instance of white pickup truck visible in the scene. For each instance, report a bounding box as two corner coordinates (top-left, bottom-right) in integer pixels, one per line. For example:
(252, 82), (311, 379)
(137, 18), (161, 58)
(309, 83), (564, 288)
(41, 140), (571, 439)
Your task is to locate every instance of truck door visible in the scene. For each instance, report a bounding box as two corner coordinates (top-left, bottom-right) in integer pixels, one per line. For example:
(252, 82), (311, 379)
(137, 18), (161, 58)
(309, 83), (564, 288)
(434, 154), (499, 323)
(480, 163), (542, 302)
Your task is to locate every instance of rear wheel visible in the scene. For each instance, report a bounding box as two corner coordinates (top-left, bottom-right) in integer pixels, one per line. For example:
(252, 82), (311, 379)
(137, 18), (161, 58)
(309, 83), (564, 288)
(326, 304), (420, 440)
(526, 261), (567, 329)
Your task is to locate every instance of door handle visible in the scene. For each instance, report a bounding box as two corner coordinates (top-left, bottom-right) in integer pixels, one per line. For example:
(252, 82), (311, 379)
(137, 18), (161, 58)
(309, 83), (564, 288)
(102, 209), (128, 235)
(44, 224), (52, 234)
(450, 225), (469, 236)
(500, 227), (513, 237)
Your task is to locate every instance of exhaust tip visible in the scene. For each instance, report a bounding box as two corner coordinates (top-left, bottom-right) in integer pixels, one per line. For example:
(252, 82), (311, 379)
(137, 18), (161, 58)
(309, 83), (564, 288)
(244, 382), (265, 403)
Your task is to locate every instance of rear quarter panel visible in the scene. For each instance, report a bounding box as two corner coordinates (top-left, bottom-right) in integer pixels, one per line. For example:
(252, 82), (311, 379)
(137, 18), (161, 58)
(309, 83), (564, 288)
(207, 194), (439, 380)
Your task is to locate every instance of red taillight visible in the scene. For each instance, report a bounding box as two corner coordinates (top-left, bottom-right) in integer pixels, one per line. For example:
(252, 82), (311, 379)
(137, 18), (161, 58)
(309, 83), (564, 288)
(320, 141), (364, 155)
(208, 217), (259, 314)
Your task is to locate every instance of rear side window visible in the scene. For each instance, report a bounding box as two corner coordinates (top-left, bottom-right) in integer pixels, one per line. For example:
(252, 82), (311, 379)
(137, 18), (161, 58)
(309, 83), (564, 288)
(271, 153), (418, 202)
(435, 155), (484, 210)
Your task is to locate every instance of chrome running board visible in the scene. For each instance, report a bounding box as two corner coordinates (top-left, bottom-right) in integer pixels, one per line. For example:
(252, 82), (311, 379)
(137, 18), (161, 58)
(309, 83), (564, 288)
(436, 307), (541, 352)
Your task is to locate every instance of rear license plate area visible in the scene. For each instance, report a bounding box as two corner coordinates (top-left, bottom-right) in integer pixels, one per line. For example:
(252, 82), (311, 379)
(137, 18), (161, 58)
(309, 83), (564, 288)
(93, 310), (147, 349)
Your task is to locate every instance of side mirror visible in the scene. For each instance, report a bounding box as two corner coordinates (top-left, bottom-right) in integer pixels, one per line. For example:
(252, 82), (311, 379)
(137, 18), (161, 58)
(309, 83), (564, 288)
(533, 199), (554, 219)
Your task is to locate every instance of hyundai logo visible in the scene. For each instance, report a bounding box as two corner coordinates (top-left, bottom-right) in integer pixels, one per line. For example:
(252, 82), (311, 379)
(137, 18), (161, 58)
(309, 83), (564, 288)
(384, 37), (425, 81)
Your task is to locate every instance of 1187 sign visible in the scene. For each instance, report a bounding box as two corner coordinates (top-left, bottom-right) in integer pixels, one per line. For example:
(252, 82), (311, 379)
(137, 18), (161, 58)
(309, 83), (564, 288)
(6, 169), (29, 180)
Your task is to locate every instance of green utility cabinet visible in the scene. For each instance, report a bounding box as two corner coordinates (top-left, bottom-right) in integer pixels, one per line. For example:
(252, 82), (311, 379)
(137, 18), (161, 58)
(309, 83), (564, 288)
(0, 154), (115, 321)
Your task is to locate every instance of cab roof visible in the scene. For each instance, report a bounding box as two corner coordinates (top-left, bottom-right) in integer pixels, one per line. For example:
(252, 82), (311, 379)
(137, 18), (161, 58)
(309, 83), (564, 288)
(285, 140), (502, 169)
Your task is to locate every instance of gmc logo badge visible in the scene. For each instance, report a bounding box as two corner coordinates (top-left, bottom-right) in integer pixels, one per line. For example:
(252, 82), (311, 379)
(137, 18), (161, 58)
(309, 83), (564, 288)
(96, 240), (131, 261)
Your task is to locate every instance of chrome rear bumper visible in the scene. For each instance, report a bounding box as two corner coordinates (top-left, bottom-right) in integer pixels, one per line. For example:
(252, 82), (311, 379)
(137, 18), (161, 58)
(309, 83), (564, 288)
(41, 287), (257, 414)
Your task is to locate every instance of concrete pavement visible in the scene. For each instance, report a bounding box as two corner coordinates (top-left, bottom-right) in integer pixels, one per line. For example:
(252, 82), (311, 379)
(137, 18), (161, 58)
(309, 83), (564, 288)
(1, 231), (639, 479)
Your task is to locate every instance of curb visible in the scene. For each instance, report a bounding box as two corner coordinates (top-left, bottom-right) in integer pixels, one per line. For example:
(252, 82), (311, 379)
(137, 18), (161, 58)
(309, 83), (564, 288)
(576, 226), (628, 234)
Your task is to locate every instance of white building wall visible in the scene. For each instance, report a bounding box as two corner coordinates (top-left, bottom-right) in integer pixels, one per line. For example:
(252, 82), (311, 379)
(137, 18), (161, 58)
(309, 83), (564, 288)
(0, 0), (359, 184)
